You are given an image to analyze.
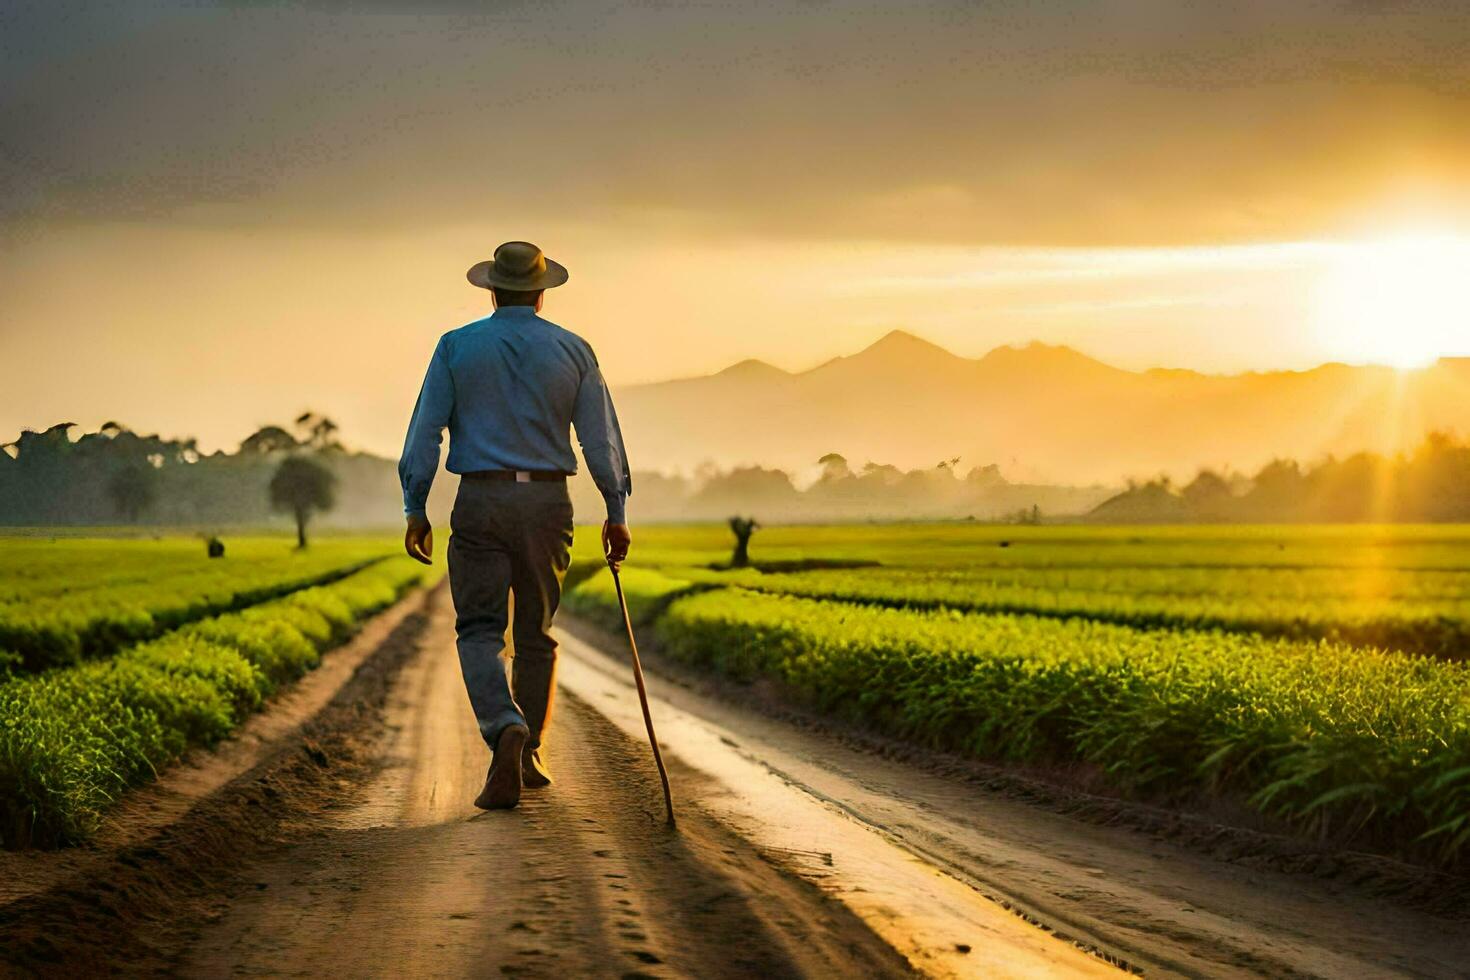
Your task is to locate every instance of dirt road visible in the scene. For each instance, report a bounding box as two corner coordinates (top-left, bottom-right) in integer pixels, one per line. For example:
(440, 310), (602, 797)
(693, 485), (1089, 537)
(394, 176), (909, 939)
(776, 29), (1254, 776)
(20, 581), (1453, 978)
(180, 590), (1118, 978)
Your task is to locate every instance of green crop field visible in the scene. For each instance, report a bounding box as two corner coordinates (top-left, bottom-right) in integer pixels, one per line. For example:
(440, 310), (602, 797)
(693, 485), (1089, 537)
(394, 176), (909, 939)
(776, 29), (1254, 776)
(6, 524), (1468, 864)
(0, 535), (436, 846)
(566, 524), (1470, 867)
(0, 537), (399, 673)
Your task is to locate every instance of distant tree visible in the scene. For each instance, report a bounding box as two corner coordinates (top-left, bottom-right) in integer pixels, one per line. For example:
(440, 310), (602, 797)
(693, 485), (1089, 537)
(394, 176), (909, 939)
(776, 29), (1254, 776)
(295, 412), (341, 451)
(691, 467), (798, 513)
(1404, 431), (1470, 520)
(860, 461), (902, 483)
(817, 452), (850, 481)
(106, 462), (158, 522)
(1088, 479), (1189, 523)
(240, 425), (299, 455)
(206, 536), (225, 558)
(1181, 469), (1234, 519)
(1251, 459), (1304, 498)
(966, 463), (1006, 490)
(1245, 458), (1308, 520)
(269, 456), (337, 548)
(728, 516), (759, 567)
(15, 423), (77, 464)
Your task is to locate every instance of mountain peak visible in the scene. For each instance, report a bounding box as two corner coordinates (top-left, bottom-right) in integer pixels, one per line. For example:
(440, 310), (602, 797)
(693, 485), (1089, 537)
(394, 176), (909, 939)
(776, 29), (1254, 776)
(715, 357), (786, 379)
(978, 341), (1115, 373)
(804, 328), (966, 378)
(860, 329), (955, 358)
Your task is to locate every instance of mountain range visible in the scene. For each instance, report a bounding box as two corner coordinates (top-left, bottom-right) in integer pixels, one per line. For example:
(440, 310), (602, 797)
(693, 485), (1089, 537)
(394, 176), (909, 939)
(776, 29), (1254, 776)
(612, 331), (1470, 484)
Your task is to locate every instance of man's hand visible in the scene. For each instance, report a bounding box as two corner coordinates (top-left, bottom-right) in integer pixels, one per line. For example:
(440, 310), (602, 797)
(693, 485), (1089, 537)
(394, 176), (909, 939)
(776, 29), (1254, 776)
(404, 514), (434, 565)
(602, 521), (632, 571)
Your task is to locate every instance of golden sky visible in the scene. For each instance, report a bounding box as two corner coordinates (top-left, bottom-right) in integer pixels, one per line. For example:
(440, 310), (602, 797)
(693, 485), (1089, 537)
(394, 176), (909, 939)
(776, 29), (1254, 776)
(3, 1), (1470, 457)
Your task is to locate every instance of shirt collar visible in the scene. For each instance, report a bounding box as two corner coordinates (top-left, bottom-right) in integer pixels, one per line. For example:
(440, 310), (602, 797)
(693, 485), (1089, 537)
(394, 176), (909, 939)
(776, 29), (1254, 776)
(490, 305), (538, 318)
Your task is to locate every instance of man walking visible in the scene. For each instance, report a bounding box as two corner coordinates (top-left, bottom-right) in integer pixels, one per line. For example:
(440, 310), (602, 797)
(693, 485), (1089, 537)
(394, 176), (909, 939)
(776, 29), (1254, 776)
(398, 241), (632, 810)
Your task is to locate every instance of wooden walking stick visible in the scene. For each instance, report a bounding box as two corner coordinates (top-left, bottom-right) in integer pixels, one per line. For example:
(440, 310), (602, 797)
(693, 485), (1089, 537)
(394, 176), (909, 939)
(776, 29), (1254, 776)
(607, 555), (676, 827)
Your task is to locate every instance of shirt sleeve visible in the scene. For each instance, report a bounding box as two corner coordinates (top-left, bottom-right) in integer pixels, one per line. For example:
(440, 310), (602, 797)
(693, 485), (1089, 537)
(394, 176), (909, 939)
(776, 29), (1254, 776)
(398, 338), (455, 519)
(571, 350), (632, 524)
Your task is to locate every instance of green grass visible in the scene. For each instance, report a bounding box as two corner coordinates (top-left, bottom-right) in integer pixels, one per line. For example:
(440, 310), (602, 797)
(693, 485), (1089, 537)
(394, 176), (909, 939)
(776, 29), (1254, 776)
(0, 557), (430, 847)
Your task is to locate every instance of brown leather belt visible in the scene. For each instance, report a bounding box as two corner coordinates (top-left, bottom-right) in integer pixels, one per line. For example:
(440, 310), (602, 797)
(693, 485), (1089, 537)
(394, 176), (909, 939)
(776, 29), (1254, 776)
(462, 469), (569, 483)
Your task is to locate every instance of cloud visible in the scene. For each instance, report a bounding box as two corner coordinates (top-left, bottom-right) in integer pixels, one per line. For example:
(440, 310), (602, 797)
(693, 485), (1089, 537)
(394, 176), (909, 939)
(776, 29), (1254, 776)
(2, 1), (1469, 246)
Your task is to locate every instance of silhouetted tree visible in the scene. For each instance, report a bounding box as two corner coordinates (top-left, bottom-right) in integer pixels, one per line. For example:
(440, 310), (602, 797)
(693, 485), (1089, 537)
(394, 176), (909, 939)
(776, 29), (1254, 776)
(692, 467), (798, 512)
(728, 516), (759, 567)
(966, 463), (1006, 490)
(295, 412), (341, 451)
(1402, 431), (1470, 521)
(1248, 459), (1306, 515)
(1182, 469), (1234, 520)
(817, 452), (850, 481)
(269, 456), (337, 548)
(240, 425), (298, 455)
(1008, 504), (1042, 525)
(106, 463), (157, 522)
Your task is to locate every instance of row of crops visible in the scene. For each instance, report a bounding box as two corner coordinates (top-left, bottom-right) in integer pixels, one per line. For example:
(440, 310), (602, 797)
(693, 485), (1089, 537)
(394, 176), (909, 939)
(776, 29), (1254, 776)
(567, 522), (1470, 572)
(565, 525), (1470, 658)
(563, 525), (1470, 867)
(668, 565), (1470, 658)
(0, 538), (397, 673)
(0, 538), (432, 847)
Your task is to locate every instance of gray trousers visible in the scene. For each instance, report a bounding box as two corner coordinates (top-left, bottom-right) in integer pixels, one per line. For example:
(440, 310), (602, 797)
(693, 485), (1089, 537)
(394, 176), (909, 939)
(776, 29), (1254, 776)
(447, 478), (574, 752)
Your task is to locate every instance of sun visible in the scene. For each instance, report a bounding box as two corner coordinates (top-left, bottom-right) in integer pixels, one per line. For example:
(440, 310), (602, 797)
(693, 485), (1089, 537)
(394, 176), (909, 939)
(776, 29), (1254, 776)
(1313, 230), (1470, 369)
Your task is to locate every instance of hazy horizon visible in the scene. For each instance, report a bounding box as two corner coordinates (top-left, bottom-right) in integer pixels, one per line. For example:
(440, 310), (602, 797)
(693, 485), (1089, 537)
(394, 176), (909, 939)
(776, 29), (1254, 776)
(8, 323), (1470, 463)
(4, 1), (1470, 460)
(13, 327), (1470, 493)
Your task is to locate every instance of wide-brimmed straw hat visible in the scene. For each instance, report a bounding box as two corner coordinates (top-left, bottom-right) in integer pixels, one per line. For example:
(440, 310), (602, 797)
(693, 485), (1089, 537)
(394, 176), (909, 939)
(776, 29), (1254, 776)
(466, 241), (569, 291)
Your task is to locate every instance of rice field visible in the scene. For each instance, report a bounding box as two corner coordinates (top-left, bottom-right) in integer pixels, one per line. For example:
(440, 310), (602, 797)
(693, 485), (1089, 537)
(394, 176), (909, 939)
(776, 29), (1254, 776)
(0, 537), (398, 673)
(565, 524), (1470, 866)
(0, 535), (432, 846)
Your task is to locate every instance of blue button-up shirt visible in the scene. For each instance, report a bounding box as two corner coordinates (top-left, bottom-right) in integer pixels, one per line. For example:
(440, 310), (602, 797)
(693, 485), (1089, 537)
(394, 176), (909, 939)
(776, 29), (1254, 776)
(398, 306), (631, 523)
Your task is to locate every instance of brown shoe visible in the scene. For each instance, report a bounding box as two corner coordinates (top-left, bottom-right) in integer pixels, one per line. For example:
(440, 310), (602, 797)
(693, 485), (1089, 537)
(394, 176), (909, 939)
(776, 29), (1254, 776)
(522, 746), (552, 789)
(474, 724), (529, 810)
